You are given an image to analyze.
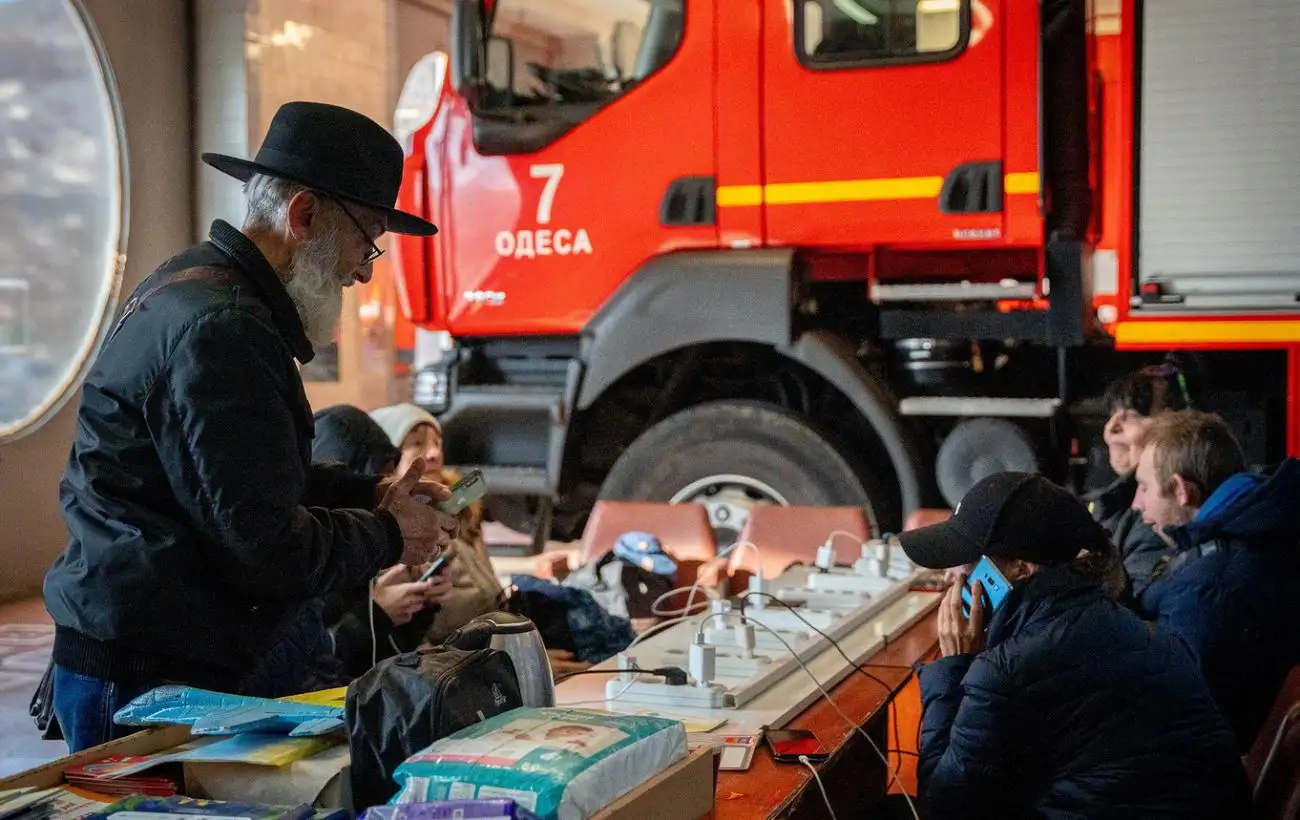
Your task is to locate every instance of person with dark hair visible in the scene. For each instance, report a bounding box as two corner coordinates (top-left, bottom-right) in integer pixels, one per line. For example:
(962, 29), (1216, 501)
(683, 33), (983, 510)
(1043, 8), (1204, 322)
(900, 472), (1250, 818)
(312, 405), (401, 477)
(1088, 356), (1199, 599)
(1132, 410), (1300, 750)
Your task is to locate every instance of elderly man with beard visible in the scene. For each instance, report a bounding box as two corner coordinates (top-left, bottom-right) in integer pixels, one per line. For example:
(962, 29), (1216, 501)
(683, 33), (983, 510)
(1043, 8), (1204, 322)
(43, 102), (454, 752)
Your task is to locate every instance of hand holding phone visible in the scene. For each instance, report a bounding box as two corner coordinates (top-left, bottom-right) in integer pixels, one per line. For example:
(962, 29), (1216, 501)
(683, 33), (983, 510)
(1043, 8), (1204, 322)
(961, 556), (1013, 620)
(418, 552), (455, 583)
(764, 729), (828, 764)
(428, 469), (487, 516)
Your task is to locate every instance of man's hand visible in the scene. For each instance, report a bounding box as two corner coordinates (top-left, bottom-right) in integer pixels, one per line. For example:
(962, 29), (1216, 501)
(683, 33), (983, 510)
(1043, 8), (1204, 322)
(937, 575), (988, 658)
(375, 472), (452, 508)
(372, 564), (434, 626)
(380, 458), (458, 566)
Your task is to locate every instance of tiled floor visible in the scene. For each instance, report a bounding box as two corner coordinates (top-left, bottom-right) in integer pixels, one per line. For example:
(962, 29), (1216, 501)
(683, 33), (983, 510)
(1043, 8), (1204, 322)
(0, 597), (65, 778)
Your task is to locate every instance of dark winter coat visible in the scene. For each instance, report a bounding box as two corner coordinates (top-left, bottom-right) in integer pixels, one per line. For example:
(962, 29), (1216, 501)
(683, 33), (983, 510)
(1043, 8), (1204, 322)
(918, 565), (1250, 819)
(1137, 459), (1300, 750)
(45, 220), (403, 691)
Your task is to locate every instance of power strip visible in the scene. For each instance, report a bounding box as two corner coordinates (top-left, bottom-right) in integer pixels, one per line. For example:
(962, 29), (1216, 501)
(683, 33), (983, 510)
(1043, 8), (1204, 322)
(704, 624), (810, 651)
(604, 675), (732, 709)
(660, 646), (774, 677)
(805, 570), (900, 594)
(775, 584), (873, 611)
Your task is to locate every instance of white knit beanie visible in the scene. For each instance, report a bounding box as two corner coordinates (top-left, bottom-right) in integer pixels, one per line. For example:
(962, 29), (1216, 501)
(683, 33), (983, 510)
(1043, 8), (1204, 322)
(369, 403), (441, 448)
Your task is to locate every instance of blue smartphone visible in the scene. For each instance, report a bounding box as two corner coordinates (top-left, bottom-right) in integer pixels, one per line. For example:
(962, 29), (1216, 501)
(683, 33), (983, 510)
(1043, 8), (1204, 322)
(417, 553), (454, 582)
(961, 556), (1012, 619)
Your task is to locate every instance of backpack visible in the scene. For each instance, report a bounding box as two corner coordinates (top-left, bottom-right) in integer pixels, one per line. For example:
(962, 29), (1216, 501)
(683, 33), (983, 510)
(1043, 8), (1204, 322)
(562, 550), (676, 621)
(345, 646), (523, 809)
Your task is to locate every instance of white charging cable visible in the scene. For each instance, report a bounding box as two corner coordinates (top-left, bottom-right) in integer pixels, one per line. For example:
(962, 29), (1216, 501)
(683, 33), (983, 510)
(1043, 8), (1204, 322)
(368, 574), (379, 668)
(800, 755), (840, 820)
(647, 539), (765, 620)
(742, 614), (921, 820)
(650, 583), (720, 618)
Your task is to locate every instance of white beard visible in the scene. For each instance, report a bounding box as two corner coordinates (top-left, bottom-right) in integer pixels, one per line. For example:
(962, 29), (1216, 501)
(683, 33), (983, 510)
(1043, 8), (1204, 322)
(283, 227), (348, 348)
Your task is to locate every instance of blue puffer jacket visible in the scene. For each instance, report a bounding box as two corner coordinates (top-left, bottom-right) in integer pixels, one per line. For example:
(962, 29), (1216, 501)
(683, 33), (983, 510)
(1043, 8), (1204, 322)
(918, 565), (1249, 819)
(1137, 459), (1300, 750)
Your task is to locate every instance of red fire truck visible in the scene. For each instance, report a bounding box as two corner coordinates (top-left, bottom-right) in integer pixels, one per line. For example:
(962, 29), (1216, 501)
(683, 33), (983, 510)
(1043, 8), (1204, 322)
(391, 0), (1300, 545)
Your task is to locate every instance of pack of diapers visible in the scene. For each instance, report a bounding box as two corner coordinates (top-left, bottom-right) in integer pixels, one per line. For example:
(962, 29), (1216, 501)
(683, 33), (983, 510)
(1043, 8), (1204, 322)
(390, 707), (686, 820)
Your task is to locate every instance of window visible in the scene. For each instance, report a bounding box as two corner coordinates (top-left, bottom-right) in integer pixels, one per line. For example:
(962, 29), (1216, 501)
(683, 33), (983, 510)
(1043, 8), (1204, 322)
(481, 0), (683, 112)
(0, 0), (126, 442)
(797, 0), (967, 67)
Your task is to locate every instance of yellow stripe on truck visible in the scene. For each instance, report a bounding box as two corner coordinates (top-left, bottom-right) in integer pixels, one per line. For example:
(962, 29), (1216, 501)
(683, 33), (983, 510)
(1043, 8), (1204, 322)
(717, 174), (1040, 207)
(1003, 172), (1040, 195)
(1116, 320), (1300, 346)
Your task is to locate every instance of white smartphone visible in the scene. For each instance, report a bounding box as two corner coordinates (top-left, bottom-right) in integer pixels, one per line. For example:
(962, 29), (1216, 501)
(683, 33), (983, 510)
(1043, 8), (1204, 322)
(434, 469), (487, 516)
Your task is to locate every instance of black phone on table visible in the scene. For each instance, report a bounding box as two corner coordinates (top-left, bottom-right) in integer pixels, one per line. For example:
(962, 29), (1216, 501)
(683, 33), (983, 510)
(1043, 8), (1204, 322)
(764, 728), (829, 763)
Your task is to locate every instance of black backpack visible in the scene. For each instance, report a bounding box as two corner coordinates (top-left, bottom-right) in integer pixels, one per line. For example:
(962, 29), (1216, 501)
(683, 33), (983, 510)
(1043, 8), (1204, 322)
(345, 646), (523, 809)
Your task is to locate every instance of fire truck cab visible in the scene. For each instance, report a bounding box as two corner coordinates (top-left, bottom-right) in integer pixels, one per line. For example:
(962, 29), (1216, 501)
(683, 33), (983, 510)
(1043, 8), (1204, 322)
(393, 0), (1300, 544)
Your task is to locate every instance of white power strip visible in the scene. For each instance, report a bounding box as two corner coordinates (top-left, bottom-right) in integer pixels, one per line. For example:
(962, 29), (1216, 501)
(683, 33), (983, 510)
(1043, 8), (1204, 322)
(660, 646), (774, 677)
(604, 675), (731, 708)
(805, 571), (899, 594)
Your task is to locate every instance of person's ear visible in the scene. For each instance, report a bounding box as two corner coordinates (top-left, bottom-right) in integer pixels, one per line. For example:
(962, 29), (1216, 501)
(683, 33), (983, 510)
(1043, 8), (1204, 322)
(285, 189), (319, 242)
(1171, 473), (1202, 507)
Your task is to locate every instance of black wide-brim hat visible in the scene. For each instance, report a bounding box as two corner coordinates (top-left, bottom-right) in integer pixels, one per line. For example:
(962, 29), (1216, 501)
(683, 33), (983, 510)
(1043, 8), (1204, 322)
(202, 101), (437, 237)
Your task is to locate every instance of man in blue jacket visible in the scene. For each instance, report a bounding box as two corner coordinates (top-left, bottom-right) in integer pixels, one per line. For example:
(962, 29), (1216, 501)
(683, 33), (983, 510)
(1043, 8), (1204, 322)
(901, 472), (1250, 818)
(1132, 410), (1300, 750)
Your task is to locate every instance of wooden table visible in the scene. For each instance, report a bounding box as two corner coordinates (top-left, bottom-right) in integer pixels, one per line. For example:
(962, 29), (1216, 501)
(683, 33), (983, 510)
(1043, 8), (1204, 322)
(706, 610), (939, 819)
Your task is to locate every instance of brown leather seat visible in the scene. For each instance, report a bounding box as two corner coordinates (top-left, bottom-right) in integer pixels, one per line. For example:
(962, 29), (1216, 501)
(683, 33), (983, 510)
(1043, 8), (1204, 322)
(1248, 666), (1300, 786)
(904, 508), (953, 531)
(532, 501), (718, 590)
(1254, 702), (1300, 819)
(708, 506), (873, 592)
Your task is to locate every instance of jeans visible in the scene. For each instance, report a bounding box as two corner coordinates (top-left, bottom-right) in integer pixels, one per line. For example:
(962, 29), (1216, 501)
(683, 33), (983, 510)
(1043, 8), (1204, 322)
(52, 665), (155, 753)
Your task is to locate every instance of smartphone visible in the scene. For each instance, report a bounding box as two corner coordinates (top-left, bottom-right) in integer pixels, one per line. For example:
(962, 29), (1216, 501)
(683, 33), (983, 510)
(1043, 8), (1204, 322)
(961, 556), (1013, 619)
(417, 553), (454, 583)
(433, 469), (487, 516)
(764, 729), (828, 763)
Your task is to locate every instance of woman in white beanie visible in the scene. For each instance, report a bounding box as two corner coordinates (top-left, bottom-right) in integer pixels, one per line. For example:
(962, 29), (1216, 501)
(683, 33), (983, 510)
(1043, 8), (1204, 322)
(370, 403), (443, 477)
(369, 403), (504, 643)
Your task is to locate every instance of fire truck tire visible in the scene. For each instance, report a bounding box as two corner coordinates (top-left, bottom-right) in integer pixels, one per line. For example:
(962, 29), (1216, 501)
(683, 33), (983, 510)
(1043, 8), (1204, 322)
(598, 400), (881, 540)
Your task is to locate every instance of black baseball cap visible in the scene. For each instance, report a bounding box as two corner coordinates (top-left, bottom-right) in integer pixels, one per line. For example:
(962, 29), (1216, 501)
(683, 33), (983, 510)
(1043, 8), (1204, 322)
(898, 472), (1109, 570)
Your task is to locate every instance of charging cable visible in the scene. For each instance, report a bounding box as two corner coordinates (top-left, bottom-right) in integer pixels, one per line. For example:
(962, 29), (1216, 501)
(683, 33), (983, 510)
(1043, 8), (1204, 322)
(650, 583), (720, 618)
(368, 574), (378, 668)
(742, 613), (921, 820)
(799, 756), (840, 820)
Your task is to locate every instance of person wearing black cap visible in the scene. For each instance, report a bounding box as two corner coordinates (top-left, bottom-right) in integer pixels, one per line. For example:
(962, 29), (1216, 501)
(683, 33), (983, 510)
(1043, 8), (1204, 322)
(43, 102), (457, 752)
(901, 472), (1250, 818)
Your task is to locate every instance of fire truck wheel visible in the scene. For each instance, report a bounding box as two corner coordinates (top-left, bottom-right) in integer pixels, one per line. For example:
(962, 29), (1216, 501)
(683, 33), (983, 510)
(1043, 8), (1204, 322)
(598, 400), (880, 546)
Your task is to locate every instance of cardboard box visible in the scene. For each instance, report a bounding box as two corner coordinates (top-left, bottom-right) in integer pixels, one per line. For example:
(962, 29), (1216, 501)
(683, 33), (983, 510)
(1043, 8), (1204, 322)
(591, 747), (716, 820)
(0, 729), (717, 819)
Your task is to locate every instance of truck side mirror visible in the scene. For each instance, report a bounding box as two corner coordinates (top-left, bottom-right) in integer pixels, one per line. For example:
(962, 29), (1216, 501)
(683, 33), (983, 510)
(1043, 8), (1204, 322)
(486, 35), (515, 93)
(450, 0), (481, 96)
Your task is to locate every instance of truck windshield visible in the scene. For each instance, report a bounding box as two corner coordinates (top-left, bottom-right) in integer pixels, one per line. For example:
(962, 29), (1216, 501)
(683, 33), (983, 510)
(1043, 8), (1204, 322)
(482, 0), (684, 110)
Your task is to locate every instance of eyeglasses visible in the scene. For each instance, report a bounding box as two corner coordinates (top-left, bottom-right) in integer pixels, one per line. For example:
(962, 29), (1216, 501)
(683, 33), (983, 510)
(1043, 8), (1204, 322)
(330, 196), (385, 266)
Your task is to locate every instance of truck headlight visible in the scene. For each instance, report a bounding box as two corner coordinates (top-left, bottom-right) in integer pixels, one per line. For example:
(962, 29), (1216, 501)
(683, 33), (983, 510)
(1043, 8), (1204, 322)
(413, 367), (451, 414)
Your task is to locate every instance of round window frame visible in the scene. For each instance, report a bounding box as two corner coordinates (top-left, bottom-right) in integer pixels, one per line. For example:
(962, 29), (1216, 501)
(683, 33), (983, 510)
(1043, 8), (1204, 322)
(0, 0), (131, 445)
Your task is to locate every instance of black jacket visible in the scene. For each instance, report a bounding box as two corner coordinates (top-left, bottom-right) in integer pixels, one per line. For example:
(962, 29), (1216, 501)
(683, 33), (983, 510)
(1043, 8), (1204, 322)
(1086, 473), (1169, 600)
(918, 565), (1250, 819)
(44, 221), (404, 690)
